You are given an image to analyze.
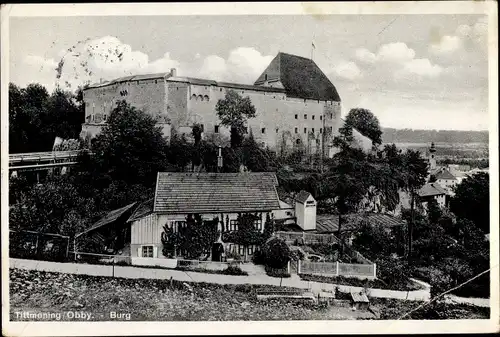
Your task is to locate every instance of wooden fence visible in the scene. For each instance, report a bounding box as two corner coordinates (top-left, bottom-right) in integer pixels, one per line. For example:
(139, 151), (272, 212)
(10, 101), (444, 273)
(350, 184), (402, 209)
(274, 231), (338, 245)
(299, 260), (376, 279)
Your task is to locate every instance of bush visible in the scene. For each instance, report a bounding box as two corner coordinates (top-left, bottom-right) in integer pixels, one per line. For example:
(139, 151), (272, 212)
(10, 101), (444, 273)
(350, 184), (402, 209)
(262, 237), (290, 269)
(223, 265), (248, 276)
(252, 249), (266, 265)
(265, 265), (291, 278)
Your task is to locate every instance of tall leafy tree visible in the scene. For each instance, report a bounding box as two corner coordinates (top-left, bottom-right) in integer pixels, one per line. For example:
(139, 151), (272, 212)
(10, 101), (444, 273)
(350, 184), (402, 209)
(325, 125), (372, 255)
(344, 108), (383, 146)
(401, 149), (428, 263)
(450, 172), (489, 233)
(89, 100), (168, 187)
(215, 90), (256, 148)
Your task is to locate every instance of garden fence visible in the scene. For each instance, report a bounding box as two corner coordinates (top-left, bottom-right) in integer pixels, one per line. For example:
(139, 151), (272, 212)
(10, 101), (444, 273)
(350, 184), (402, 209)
(299, 260), (376, 279)
(274, 231), (338, 245)
(9, 230), (70, 262)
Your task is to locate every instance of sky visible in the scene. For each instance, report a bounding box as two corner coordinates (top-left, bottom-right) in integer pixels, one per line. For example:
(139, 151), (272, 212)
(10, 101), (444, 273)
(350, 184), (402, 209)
(9, 14), (490, 131)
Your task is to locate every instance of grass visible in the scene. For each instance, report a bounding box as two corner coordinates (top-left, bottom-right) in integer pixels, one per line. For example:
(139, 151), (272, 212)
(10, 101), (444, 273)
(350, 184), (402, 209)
(369, 297), (490, 320)
(299, 274), (426, 291)
(9, 269), (487, 321)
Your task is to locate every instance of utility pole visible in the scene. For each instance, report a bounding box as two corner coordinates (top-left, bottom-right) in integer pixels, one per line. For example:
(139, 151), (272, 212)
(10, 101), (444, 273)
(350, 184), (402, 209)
(217, 146), (223, 173)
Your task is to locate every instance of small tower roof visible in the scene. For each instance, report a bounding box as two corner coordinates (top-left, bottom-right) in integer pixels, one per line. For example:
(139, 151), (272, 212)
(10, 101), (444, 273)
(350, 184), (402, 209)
(430, 142), (436, 153)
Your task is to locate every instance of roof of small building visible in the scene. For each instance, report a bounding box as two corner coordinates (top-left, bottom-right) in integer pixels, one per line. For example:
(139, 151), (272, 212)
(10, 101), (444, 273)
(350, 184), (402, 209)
(128, 198), (154, 222)
(154, 172), (281, 214)
(77, 202), (138, 237)
(435, 169), (457, 180)
(418, 183), (447, 197)
(315, 213), (406, 233)
(254, 52), (341, 102)
(279, 200), (294, 209)
(295, 190), (313, 204)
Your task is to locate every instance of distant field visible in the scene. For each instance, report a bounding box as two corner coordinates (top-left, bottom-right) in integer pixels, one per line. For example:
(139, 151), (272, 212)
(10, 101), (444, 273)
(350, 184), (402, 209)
(385, 142), (489, 160)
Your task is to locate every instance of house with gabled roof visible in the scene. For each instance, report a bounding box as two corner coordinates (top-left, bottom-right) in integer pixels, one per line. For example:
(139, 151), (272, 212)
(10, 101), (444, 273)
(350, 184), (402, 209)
(418, 182), (447, 209)
(127, 172), (290, 261)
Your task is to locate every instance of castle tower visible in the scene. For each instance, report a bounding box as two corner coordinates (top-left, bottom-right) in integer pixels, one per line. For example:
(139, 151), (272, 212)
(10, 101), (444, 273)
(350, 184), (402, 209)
(429, 142), (437, 170)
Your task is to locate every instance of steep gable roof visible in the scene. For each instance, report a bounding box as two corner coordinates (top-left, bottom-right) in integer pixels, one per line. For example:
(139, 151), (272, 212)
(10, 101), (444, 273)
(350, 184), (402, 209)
(295, 190), (313, 204)
(435, 169), (457, 180)
(154, 172), (281, 214)
(254, 52), (341, 102)
(418, 183), (447, 197)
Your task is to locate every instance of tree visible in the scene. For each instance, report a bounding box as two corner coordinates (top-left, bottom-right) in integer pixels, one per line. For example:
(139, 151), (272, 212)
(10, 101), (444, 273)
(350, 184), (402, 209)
(344, 108), (383, 146)
(192, 123), (203, 146)
(89, 100), (168, 187)
(242, 132), (276, 172)
(262, 237), (291, 269)
(161, 214), (219, 259)
(326, 125), (372, 256)
(401, 149), (428, 263)
(215, 90), (256, 148)
(9, 83), (84, 153)
(426, 198), (443, 225)
(450, 172), (489, 233)
(222, 213), (265, 261)
(9, 175), (98, 237)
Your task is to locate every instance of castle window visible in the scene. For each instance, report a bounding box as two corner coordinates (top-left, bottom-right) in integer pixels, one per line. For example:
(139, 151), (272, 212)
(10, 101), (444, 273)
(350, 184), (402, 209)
(312, 115), (315, 120)
(295, 114), (298, 119)
(204, 95), (210, 102)
(312, 128), (315, 133)
(320, 116), (323, 120)
(304, 114), (307, 119)
(304, 128), (307, 134)
(296, 139), (301, 144)
(316, 139), (320, 144)
(265, 74), (268, 81)
(320, 128), (322, 133)
(261, 128), (266, 134)
(103, 114), (107, 121)
(220, 88), (222, 92)
(155, 80), (157, 84)
(191, 94), (197, 100)
(295, 127), (298, 133)
(198, 95), (204, 101)
(244, 127), (248, 134)
(215, 125), (219, 133)
(200, 124), (205, 132)
(276, 127), (279, 133)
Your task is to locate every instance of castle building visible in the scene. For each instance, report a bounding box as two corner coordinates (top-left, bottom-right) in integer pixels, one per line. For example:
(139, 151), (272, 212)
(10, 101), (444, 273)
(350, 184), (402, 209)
(80, 52), (372, 157)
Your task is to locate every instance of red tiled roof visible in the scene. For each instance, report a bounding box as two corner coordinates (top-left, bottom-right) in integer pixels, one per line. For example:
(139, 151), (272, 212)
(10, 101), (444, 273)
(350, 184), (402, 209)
(154, 172), (281, 214)
(315, 213), (406, 233)
(418, 183), (447, 197)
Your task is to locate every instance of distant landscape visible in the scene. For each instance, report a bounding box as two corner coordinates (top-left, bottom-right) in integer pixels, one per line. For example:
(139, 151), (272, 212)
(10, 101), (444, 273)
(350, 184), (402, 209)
(381, 128), (489, 162)
(382, 128), (489, 144)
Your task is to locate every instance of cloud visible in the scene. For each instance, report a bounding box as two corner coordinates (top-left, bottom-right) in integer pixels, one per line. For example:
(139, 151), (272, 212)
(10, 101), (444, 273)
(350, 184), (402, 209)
(22, 37), (277, 91)
(429, 35), (462, 55)
(355, 43), (416, 64)
(376, 42), (416, 63)
(21, 36), (182, 90)
(334, 61), (362, 81)
(355, 48), (376, 64)
(401, 58), (443, 77)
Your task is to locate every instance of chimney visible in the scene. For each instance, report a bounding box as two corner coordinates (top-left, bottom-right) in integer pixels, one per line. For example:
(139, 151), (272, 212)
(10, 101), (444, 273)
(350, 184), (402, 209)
(170, 68), (177, 77)
(99, 78), (103, 84)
